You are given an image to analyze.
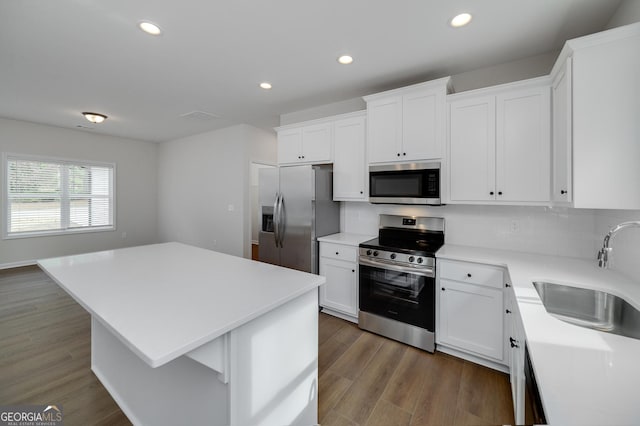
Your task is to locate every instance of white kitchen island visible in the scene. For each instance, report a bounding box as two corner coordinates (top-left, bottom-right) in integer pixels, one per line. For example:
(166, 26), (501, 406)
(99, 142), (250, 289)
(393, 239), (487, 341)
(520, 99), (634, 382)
(38, 242), (324, 426)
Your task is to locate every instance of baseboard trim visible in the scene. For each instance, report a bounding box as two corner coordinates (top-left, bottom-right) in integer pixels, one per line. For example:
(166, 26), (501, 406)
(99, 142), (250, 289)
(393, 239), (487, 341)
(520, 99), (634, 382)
(320, 307), (358, 324)
(0, 260), (37, 270)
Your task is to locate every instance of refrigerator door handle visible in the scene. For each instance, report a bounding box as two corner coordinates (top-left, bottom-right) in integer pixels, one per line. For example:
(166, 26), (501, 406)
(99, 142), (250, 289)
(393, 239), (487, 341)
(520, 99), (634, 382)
(273, 192), (281, 247)
(278, 194), (286, 248)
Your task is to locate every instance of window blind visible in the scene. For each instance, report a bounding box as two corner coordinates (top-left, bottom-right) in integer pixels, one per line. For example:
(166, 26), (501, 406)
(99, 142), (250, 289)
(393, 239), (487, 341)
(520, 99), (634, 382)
(6, 156), (114, 236)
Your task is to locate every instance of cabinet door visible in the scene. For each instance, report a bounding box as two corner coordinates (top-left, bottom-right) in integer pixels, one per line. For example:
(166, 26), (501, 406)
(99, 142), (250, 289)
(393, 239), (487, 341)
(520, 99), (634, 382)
(367, 96), (403, 163)
(278, 128), (303, 165)
(439, 279), (504, 360)
(449, 96), (496, 201)
(552, 58), (573, 203)
(333, 115), (367, 201)
(403, 88), (443, 160)
(301, 122), (332, 163)
(319, 257), (357, 317)
(496, 87), (551, 202)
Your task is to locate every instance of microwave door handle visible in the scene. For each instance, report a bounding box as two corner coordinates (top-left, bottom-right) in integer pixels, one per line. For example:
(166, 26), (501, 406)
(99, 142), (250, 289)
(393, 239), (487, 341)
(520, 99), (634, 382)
(278, 194), (286, 248)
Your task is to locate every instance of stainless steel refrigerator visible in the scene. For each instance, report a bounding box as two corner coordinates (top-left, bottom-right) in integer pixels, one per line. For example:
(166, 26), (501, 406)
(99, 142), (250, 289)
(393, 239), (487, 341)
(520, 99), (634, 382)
(259, 164), (340, 274)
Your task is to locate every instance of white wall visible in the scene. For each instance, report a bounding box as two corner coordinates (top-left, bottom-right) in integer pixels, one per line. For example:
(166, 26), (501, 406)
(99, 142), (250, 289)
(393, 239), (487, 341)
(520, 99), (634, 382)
(157, 124), (276, 259)
(606, 0), (640, 28)
(0, 118), (158, 268)
(342, 203), (597, 259)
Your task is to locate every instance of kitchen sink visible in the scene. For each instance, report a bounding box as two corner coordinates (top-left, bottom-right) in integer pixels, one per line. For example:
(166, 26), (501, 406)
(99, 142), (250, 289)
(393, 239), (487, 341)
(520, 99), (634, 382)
(533, 281), (640, 340)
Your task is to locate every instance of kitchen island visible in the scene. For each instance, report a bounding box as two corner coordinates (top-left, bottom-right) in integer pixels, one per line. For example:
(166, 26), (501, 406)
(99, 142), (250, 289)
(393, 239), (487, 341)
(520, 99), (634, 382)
(38, 242), (324, 426)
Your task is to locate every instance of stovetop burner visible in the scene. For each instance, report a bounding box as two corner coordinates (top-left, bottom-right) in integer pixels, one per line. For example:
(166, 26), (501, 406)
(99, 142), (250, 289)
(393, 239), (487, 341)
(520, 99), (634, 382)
(359, 215), (445, 258)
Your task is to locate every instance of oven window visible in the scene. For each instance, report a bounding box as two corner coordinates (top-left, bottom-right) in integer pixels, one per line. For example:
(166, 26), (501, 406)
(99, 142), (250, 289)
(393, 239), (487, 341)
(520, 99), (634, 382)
(359, 264), (435, 330)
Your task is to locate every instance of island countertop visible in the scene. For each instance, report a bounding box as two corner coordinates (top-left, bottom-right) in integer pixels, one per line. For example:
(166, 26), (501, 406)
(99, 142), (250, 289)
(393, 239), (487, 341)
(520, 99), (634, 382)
(38, 242), (325, 368)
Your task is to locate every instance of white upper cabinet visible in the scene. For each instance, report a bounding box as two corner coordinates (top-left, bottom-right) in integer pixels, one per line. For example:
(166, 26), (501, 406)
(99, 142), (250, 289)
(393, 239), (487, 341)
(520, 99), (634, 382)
(333, 112), (367, 201)
(364, 77), (450, 164)
(550, 22), (640, 209)
(448, 80), (551, 204)
(277, 121), (332, 165)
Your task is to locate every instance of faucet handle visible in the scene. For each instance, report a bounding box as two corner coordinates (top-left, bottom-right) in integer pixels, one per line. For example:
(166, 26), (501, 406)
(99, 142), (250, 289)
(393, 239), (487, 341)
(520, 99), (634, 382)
(597, 247), (611, 268)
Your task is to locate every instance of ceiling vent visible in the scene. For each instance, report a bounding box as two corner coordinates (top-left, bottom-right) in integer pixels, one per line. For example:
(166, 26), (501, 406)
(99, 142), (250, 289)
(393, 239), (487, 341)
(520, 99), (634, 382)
(180, 110), (220, 121)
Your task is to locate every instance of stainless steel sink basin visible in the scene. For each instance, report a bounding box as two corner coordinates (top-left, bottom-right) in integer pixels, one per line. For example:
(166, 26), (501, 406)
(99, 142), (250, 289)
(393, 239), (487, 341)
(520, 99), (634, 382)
(533, 281), (640, 340)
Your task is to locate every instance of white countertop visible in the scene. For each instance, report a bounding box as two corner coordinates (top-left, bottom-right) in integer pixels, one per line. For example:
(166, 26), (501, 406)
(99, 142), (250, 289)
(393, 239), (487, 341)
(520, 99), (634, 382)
(437, 244), (640, 425)
(317, 233), (376, 246)
(38, 242), (325, 368)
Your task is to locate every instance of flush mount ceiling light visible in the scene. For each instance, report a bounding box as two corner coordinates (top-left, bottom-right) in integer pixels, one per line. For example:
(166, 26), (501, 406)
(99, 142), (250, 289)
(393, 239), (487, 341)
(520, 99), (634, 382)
(260, 82), (272, 90)
(138, 21), (162, 35)
(337, 55), (354, 65)
(450, 13), (472, 28)
(82, 112), (108, 124)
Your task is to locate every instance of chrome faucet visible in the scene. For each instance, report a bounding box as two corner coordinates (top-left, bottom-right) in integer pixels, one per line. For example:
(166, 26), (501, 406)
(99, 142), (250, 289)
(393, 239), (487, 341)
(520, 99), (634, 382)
(597, 221), (640, 268)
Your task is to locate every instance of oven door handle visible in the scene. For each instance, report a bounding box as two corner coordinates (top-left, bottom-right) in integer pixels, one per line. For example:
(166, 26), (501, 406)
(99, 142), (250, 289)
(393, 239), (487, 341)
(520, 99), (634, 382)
(358, 257), (434, 278)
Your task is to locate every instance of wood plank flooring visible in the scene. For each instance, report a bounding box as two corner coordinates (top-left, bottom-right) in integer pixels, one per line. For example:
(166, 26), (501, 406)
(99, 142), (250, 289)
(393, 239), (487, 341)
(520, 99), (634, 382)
(318, 314), (515, 426)
(1, 266), (514, 426)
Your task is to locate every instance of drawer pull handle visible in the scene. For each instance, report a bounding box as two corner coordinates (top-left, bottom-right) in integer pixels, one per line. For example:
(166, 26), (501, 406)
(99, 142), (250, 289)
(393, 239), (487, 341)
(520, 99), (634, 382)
(506, 309), (512, 314)
(561, 190), (567, 195)
(467, 273), (472, 278)
(441, 287), (445, 291)
(505, 283), (511, 288)
(352, 269), (355, 273)
(336, 252), (339, 255)
(510, 337), (519, 348)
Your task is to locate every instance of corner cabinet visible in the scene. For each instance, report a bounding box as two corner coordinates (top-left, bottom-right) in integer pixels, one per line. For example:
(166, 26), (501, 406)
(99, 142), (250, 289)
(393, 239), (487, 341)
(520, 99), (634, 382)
(549, 23), (640, 209)
(276, 122), (332, 165)
(449, 80), (551, 204)
(319, 241), (359, 322)
(333, 112), (367, 201)
(437, 259), (506, 364)
(364, 77), (451, 164)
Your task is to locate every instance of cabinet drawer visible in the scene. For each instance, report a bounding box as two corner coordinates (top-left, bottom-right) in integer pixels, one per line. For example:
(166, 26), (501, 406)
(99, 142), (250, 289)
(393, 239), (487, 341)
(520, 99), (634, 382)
(320, 242), (357, 263)
(439, 260), (504, 289)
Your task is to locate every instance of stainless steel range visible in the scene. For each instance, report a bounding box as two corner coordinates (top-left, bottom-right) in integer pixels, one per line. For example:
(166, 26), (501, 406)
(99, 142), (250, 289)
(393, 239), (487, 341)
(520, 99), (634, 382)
(358, 215), (444, 352)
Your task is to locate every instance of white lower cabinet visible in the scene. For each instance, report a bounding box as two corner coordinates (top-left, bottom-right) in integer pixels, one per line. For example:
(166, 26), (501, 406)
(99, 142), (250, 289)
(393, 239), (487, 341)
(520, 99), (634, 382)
(319, 242), (358, 322)
(506, 286), (526, 425)
(437, 259), (505, 363)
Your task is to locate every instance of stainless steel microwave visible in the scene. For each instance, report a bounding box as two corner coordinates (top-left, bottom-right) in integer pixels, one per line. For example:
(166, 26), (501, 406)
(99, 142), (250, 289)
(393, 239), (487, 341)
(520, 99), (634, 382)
(369, 162), (441, 205)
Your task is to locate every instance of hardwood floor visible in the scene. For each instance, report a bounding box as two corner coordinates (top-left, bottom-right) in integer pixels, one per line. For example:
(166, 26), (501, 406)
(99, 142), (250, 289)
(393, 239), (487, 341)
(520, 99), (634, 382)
(1, 266), (514, 426)
(318, 314), (515, 426)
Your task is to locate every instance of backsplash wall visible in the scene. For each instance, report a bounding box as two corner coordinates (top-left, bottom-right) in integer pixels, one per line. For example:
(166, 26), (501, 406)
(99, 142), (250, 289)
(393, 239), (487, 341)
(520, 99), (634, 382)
(341, 203), (598, 259)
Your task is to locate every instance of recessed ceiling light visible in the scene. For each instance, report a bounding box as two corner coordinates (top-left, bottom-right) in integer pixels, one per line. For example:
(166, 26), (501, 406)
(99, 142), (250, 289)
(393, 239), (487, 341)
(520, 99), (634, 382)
(138, 21), (162, 36)
(82, 112), (108, 124)
(337, 55), (354, 65)
(450, 13), (472, 28)
(260, 82), (272, 90)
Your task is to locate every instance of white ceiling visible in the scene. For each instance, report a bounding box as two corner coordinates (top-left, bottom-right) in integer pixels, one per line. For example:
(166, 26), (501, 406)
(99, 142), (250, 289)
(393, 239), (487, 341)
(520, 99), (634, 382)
(0, 0), (622, 142)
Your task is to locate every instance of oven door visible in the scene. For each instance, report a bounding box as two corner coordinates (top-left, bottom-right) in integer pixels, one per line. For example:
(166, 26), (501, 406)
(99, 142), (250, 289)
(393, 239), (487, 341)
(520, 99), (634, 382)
(359, 259), (435, 331)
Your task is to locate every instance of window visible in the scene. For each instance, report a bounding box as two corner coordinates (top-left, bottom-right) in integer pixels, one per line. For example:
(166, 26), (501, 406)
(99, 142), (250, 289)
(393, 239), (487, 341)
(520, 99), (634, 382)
(4, 154), (115, 238)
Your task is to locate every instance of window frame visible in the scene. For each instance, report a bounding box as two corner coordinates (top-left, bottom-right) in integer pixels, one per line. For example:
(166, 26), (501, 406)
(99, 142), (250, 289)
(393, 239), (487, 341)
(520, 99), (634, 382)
(2, 153), (116, 239)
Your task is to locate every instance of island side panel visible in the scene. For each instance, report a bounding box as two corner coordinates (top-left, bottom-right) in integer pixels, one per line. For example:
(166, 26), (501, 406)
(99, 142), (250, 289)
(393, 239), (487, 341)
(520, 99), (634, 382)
(91, 318), (230, 426)
(229, 289), (319, 426)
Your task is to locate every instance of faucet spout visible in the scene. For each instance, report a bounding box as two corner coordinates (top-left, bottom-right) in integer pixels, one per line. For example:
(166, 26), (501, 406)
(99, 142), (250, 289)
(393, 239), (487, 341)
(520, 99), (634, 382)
(597, 221), (640, 268)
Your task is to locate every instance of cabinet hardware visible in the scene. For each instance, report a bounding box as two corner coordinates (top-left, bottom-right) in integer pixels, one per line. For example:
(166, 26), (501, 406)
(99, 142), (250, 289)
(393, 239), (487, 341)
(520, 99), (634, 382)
(467, 273), (472, 278)
(498, 191), (503, 195)
(509, 337), (519, 348)
(352, 269), (355, 273)
(505, 283), (511, 288)
(561, 190), (567, 194)
(397, 153), (401, 157)
(403, 152), (406, 156)
(360, 191), (363, 194)
(506, 309), (512, 314)
(441, 287), (445, 291)
(490, 191), (494, 195)
(335, 252), (339, 255)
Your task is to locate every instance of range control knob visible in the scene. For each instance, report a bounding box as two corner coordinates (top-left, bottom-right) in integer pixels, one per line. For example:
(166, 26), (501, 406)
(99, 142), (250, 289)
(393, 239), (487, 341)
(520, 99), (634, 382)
(366, 250), (372, 256)
(373, 251), (379, 257)
(390, 253), (396, 260)
(408, 256), (415, 262)
(417, 257), (423, 264)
